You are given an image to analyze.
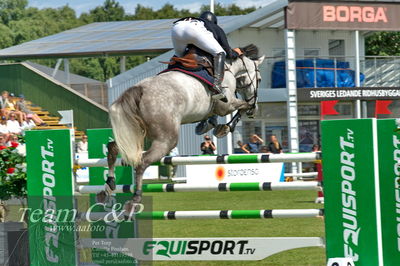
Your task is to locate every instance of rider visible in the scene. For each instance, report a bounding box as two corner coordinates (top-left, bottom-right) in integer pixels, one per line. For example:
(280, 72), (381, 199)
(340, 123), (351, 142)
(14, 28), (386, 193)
(171, 11), (238, 102)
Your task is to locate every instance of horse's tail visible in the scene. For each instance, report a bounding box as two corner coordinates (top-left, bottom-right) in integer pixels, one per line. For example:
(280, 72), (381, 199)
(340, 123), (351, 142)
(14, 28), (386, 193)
(109, 86), (146, 167)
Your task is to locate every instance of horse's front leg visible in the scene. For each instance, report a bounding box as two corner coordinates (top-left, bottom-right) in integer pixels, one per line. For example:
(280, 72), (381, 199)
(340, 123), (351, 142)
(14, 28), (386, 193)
(212, 110), (244, 138)
(213, 98), (249, 116)
(227, 111), (243, 132)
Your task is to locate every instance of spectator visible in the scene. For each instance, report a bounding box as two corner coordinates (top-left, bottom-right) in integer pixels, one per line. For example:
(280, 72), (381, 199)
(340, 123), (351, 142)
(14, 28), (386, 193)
(241, 134), (264, 153)
(260, 146), (269, 153)
(1, 91), (24, 124)
(0, 116), (10, 142)
(0, 90), (13, 118)
(0, 134), (7, 148)
(7, 134), (19, 147)
(21, 114), (37, 132)
(234, 140), (245, 153)
(16, 95), (47, 126)
(267, 134), (283, 154)
(6, 113), (22, 135)
(76, 134), (88, 153)
(200, 135), (216, 155)
(312, 144), (321, 152)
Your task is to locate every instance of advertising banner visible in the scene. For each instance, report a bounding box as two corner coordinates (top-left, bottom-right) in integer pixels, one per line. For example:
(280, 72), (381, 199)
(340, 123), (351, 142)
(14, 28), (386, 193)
(297, 87), (400, 101)
(322, 119), (382, 265)
(80, 237), (324, 261)
(87, 129), (137, 266)
(377, 119), (400, 265)
(286, 1), (400, 31)
(186, 163), (284, 185)
(26, 129), (77, 266)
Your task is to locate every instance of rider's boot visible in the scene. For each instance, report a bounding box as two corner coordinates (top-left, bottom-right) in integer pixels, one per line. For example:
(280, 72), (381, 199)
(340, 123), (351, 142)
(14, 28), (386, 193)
(212, 52), (228, 103)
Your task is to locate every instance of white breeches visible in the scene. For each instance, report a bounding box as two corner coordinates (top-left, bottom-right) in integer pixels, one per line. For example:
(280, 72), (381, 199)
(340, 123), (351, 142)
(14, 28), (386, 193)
(171, 20), (225, 57)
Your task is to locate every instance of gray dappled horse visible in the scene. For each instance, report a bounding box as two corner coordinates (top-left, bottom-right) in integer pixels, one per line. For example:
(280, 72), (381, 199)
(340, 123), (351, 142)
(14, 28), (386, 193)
(104, 44), (265, 203)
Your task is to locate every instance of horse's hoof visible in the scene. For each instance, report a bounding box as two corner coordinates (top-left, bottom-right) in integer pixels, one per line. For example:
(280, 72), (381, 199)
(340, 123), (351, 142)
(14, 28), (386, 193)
(132, 190), (142, 203)
(106, 176), (116, 190)
(213, 124), (230, 138)
(104, 183), (114, 196)
(124, 200), (143, 218)
(96, 190), (109, 203)
(195, 120), (213, 135)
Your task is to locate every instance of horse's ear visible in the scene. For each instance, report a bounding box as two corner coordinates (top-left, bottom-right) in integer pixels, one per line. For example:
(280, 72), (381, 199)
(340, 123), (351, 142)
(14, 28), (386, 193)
(255, 55), (265, 66)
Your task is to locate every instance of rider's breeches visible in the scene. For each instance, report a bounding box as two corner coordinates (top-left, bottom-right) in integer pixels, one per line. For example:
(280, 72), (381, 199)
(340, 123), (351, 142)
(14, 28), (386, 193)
(171, 20), (225, 57)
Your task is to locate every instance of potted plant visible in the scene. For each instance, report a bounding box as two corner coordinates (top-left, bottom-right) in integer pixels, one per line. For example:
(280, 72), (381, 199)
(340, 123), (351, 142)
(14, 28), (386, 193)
(0, 138), (28, 265)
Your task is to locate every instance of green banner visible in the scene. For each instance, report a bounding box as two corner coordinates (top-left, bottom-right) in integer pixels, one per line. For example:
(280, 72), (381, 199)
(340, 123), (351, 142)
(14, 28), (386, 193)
(377, 119), (400, 265)
(26, 129), (77, 266)
(87, 129), (137, 265)
(322, 119), (381, 266)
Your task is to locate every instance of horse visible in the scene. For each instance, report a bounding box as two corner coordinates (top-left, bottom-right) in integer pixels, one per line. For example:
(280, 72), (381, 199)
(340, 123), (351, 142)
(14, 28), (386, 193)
(103, 44), (265, 204)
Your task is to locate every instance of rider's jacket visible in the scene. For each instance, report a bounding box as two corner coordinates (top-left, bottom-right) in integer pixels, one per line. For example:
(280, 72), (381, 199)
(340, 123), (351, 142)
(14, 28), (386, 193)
(174, 17), (239, 59)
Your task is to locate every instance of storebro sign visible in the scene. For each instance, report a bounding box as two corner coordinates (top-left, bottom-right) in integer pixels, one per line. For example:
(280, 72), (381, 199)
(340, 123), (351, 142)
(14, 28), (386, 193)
(297, 87), (400, 101)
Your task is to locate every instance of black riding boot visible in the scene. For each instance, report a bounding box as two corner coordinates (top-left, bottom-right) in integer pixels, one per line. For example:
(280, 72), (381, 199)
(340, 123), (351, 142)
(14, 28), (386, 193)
(212, 52), (228, 103)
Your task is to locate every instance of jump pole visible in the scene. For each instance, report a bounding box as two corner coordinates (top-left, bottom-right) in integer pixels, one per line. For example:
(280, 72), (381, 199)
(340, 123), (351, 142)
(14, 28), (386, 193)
(77, 181), (321, 194)
(79, 209), (324, 221)
(76, 152), (321, 167)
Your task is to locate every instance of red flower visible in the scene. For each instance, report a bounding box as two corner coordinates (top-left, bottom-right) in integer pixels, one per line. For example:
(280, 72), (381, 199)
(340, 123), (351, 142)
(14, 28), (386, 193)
(0, 145), (7, 150)
(7, 168), (15, 174)
(10, 142), (19, 148)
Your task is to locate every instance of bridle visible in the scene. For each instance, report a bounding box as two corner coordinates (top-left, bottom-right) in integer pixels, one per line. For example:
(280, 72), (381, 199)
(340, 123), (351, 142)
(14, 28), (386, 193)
(237, 55), (260, 115)
(223, 53), (261, 132)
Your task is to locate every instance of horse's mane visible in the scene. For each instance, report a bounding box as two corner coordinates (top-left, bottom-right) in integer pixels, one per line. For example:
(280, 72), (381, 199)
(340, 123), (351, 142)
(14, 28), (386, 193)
(240, 44), (259, 60)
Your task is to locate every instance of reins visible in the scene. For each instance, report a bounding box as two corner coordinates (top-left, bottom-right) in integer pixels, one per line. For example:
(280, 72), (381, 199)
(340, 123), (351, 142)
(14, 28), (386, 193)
(239, 56), (259, 110)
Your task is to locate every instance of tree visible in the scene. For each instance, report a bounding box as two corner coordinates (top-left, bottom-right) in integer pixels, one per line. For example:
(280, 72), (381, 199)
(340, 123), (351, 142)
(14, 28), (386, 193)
(201, 3), (256, 16)
(83, 0), (125, 22)
(0, 0), (28, 25)
(366, 32), (400, 56)
(0, 24), (13, 48)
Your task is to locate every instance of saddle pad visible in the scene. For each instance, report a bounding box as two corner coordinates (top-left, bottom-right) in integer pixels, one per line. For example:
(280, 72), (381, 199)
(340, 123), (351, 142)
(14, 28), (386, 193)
(159, 66), (214, 87)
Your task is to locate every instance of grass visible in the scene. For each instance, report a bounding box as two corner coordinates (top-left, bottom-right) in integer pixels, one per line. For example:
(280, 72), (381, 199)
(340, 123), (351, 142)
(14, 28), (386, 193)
(5, 188), (325, 265)
(146, 189), (325, 265)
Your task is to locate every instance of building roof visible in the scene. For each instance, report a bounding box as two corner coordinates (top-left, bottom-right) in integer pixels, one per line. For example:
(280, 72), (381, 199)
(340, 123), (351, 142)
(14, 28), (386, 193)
(0, 0), (288, 60)
(25, 61), (102, 85)
(0, 16), (240, 60)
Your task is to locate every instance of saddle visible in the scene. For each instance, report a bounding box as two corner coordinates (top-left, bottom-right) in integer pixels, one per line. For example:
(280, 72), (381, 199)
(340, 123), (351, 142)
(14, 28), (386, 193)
(162, 45), (214, 76)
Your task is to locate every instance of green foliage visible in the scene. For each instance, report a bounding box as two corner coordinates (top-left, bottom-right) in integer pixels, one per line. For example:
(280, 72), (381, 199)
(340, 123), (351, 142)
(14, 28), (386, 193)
(84, 0), (125, 22)
(366, 32), (400, 56)
(0, 1), (257, 81)
(201, 3), (256, 16)
(0, 0), (28, 25)
(0, 23), (13, 48)
(129, 4), (194, 20)
(0, 142), (26, 201)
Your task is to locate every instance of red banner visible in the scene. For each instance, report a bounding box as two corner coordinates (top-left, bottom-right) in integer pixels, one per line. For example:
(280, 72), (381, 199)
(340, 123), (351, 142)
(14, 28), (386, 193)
(321, 100), (339, 118)
(375, 100), (393, 116)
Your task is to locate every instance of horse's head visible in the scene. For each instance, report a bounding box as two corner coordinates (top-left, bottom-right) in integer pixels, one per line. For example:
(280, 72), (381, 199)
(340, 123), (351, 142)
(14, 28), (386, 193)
(233, 44), (265, 117)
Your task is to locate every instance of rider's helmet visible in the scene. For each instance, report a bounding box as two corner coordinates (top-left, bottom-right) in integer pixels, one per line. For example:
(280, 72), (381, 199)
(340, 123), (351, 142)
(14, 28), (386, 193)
(199, 11), (218, 24)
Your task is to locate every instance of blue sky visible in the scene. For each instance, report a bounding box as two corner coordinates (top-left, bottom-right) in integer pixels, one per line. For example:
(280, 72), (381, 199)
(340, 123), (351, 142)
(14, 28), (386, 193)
(28, 0), (270, 15)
